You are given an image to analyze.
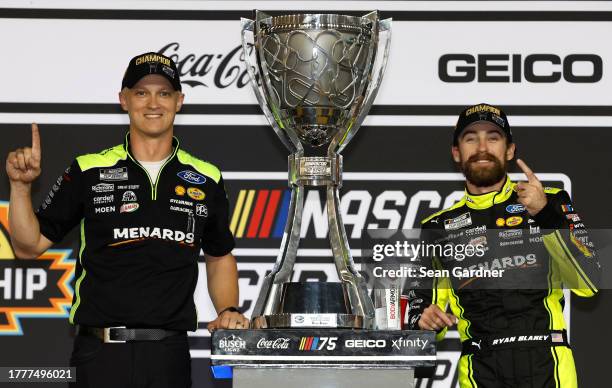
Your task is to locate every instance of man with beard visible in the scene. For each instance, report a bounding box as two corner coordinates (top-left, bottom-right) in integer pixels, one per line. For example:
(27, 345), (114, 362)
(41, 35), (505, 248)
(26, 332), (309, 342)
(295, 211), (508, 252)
(405, 103), (600, 387)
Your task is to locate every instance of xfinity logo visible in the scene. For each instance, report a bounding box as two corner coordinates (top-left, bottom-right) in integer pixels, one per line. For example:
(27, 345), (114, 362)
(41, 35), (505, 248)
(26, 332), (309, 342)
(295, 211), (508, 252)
(391, 337), (430, 350)
(439, 54), (602, 83)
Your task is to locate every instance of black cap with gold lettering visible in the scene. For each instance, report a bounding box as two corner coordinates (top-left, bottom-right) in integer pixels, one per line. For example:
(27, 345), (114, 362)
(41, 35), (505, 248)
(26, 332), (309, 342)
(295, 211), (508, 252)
(121, 52), (182, 91)
(453, 103), (512, 145)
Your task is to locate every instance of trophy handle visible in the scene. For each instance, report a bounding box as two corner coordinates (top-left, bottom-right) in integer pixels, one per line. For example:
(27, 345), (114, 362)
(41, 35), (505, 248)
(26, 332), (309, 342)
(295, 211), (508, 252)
(251, 182), (304, 318)
(241, 17), (304, 155)
(328, 15), (392, 156)
(326, 185), (376, 326)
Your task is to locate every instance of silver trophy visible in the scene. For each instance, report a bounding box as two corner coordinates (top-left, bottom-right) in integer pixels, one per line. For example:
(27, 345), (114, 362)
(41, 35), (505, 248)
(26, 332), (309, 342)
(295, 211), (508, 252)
(241, 11), (391, 329)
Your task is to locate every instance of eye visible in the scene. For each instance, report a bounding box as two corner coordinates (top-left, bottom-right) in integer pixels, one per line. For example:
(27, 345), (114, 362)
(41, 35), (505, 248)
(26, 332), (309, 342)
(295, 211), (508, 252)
(159, 90), (171, 97)
(488, 133), (502, 141)
(134, 90), (147, 96)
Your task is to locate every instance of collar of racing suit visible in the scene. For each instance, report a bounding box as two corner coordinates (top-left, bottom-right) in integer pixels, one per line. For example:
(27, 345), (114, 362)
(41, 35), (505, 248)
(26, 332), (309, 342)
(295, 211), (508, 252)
(122, 132), (180, 161)
(464, 175), (517, 210)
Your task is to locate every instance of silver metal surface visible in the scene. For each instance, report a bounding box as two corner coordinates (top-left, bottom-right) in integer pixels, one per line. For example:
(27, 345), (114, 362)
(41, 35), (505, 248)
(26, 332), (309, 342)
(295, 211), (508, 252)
(289, 155), (342, 186)
(103, 326), (127, 344)
(242, 10), (391, 330)
(252, 313), (364, 329)
(234, 368), (415, 388)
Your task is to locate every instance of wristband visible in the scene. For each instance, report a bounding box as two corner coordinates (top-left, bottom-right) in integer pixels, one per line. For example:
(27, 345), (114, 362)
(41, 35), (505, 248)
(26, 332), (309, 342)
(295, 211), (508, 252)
(219, 306), (240, 315)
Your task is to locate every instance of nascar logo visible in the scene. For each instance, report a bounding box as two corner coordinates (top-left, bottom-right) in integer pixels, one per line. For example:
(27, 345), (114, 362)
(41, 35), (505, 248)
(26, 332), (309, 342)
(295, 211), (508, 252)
(298, 336), (338, 351)
(223, 172), (570, 249)
(230, 189), (290, 238)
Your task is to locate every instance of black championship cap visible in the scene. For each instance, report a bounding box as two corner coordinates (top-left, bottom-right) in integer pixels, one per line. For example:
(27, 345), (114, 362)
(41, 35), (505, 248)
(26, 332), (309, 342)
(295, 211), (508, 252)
(121, 52), (181, 91)
(453, 103), (512, 145)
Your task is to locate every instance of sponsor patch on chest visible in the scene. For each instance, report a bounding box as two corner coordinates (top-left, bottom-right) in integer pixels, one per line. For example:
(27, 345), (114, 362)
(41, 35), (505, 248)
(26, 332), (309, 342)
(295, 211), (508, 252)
(444, 212), (472, 231)
(100, 167), (128, 181)
(177, 170), (206, 185)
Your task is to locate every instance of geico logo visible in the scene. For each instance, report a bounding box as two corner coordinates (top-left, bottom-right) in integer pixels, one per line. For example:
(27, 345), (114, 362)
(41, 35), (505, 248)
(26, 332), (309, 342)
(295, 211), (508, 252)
(0, 268), (46, 299)
(344, 339), (386, 348)
(300, 190), (463, 239)
(439, 54), (602, 83)
(113, 227), (195, 244)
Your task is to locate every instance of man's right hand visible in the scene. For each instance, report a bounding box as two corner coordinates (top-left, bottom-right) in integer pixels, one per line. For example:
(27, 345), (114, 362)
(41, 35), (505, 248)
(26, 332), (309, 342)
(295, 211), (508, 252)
(418, 304), (458, 331)
(6, 123), (42, 187)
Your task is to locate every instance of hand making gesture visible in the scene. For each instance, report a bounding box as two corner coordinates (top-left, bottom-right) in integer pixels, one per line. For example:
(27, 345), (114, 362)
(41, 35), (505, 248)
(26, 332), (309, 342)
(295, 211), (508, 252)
(516, 159), (547, 216)
(6, 123), (42, 187)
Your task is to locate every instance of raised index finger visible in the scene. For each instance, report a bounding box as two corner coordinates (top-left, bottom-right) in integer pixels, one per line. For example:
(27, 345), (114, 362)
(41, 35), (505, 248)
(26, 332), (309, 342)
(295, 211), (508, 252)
(31, 123), (41, 158)
(516, 159), (539, 183)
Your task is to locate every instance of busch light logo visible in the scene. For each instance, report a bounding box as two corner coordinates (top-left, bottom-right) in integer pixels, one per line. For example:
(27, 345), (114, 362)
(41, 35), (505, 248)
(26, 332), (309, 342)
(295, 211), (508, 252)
(177, 170), (206, 185)
(506, 204), (526, 213)
(218, 334), (246, 353)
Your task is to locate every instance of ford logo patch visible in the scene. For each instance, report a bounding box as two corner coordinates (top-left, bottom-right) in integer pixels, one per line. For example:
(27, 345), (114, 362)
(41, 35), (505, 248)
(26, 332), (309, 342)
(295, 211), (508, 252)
(177, 170), (206, 185)
(506, 204), (525, 213)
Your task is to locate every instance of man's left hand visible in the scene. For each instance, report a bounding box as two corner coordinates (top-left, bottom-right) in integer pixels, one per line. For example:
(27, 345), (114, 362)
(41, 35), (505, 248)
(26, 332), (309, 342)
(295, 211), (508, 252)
(207, 309), (250, 332)
(516, 159), (547, 216)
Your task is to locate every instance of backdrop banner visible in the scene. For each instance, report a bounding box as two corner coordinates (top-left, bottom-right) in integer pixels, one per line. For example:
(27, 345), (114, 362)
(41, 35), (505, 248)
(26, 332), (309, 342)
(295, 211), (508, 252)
(0, 1), (610, 387)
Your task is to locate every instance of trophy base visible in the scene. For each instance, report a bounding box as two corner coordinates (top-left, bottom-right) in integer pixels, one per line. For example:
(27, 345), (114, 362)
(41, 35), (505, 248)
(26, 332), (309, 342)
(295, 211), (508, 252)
(251, 282), (372, 329)
(252, 313), (365, 329)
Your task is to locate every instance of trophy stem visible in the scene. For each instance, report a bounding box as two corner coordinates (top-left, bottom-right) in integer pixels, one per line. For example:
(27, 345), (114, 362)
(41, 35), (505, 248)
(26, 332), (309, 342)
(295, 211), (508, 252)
(251, 184), (304, 319)
(326, 185), (376, 328)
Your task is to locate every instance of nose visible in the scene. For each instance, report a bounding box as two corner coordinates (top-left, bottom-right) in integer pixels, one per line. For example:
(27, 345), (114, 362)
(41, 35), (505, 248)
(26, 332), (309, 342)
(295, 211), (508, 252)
(147, 94), (160, 110)
(477, 136), (488, 152)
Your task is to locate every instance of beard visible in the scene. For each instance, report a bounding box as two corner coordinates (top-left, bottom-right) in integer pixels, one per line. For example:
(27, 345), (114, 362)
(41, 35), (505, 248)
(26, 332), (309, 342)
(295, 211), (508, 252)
(461, 151), (507, 187)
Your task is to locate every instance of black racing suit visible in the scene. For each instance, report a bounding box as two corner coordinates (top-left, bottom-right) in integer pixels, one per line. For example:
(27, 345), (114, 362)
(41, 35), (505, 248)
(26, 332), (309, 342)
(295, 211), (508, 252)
(36, 134), (235, 387)
(405, 176), (600, 388)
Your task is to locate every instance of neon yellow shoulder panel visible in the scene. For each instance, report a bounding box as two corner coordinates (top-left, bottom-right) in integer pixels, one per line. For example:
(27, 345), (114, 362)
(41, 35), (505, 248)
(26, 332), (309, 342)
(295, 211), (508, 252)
(544, 187), (563, 194)
(76, 144), (127, 172)
(421, 198), (467, 224)
(177, 150), (221, 183)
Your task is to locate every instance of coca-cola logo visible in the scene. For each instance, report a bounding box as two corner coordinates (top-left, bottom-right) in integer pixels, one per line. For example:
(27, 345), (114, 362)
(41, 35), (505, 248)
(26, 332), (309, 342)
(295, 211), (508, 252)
(257, 337), (291, 349)
(158, 42), (259, 89)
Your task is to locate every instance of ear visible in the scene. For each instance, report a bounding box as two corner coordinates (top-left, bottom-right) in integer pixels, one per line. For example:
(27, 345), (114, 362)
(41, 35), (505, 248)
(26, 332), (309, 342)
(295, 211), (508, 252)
(119, 90), (129, 112)
(506, 142), (516, 161)
(451, 146), (461, 163)
(176, 92), (185, 113)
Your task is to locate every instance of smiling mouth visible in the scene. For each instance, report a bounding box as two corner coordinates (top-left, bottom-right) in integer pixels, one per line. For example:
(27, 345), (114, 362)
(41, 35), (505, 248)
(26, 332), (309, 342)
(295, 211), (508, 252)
(144, 113), (163, 119)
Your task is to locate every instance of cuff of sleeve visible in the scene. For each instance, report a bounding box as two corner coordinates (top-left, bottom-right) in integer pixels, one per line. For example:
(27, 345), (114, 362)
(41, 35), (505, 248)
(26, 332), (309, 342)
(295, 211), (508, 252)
(533, 200), (561, 228)
(435, 327), (448, 342)
(35, 214), (62, 243)
(203, 243), (235, 258)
